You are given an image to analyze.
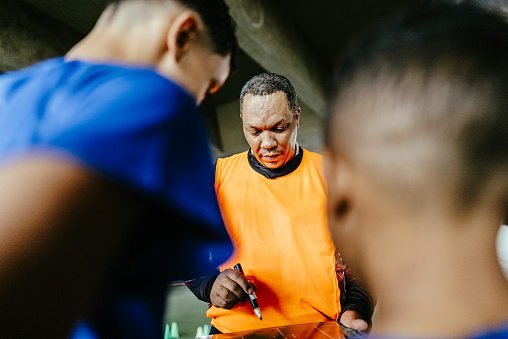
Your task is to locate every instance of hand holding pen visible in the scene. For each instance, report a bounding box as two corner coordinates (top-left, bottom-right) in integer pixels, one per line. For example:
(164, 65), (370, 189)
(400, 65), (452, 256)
(209, 264), (262, 320)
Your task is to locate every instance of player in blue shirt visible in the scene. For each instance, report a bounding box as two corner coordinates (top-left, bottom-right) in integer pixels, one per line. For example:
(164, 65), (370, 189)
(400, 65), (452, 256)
(0, 1), (237, 338)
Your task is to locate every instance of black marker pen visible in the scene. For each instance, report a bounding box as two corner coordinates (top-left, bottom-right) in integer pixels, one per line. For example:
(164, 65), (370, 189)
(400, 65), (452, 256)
(234, 263), (262, 320)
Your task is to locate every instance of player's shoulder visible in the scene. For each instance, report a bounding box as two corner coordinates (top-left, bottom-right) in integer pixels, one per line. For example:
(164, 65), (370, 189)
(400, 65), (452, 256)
(68, 61), (197, 122)
(81, 61), (191, 103)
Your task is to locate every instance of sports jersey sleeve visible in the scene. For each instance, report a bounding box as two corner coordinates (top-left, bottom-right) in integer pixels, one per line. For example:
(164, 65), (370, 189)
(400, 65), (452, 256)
(36, 67), (232, 273)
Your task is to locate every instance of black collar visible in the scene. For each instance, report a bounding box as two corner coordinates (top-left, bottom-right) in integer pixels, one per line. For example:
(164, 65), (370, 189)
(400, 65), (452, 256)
(247, 146), (303, 179)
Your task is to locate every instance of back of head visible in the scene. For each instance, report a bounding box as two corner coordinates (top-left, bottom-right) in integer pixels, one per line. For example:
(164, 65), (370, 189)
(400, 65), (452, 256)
(104, 0), (238, 69)
(325, 2), (508, 219)
(437, 0), (508, 18)
(240, 72), (299, 116)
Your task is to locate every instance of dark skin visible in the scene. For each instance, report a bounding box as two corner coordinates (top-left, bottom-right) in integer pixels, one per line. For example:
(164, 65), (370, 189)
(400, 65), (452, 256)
(210, 269), (253, 309)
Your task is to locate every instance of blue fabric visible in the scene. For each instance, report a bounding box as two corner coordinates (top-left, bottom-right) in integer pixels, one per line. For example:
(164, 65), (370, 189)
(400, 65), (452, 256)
(469, 322), (508, 339)
(0, 57), (233, 338)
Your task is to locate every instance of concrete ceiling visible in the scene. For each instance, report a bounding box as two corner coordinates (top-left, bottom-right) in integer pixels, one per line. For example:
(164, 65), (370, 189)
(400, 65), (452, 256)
(15, 0), (412, 156)
(280, 0), (410, 68)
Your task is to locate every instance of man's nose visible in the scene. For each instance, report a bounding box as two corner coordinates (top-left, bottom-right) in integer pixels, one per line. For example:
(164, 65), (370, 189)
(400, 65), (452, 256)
(260, 132), (277, 149)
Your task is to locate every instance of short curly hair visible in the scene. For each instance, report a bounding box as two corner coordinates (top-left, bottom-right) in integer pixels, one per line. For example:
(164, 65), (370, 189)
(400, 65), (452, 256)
(239, 73), (299, 117)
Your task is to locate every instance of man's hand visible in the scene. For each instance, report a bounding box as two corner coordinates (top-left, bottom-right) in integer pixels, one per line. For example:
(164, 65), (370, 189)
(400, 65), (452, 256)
(210, 269), (253, 309)
(340, 310), (369, 332)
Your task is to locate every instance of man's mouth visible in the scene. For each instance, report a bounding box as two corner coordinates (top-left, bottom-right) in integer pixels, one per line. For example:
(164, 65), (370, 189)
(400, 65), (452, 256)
(262, 153), (281, 160)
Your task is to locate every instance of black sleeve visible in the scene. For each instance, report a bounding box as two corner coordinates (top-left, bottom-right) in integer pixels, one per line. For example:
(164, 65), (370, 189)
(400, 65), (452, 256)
(339, 267), (376, 326)
(185, 273), (219, 303)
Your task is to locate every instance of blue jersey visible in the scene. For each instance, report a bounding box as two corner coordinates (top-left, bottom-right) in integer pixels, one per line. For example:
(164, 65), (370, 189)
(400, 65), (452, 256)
(0, 57), (232, 338)
(470, 322), (508, 339)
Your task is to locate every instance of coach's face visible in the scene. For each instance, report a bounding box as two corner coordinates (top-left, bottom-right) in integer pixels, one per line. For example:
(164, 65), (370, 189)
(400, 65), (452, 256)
(241, 91), (300, 169)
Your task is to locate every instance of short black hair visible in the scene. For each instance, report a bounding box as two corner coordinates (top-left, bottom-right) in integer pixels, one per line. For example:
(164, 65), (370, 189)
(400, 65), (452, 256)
(325, 2), (508, 215)
(239, 73), (299, 116)
(105, 0), (238, 71)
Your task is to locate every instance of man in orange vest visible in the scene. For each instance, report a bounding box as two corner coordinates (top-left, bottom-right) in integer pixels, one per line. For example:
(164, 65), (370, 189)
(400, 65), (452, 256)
(187, 73), (374, 334)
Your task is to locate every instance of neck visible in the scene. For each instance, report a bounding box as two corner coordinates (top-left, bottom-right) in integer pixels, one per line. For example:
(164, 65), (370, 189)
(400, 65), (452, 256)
(248, 144), (303, 179)
(372, 222), (508, 337)
(65, 7), (170, 67)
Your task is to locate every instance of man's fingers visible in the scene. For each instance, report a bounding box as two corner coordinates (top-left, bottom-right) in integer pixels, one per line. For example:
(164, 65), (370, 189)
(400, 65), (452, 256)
(213, 283), (241, 305)
(340, 310), (369, 332)
(210, 269), (252, 308)
(221, 301), (236, 310)
(219, 276), (247, 301)
(228, 270), (254, 295)
(211, 287), (238, 309)
(348, 319), (369, 332)
(247, 278), (257, 292)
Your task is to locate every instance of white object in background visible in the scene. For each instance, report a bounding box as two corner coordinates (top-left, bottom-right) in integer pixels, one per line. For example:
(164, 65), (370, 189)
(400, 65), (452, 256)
(497, 225), (508, 280)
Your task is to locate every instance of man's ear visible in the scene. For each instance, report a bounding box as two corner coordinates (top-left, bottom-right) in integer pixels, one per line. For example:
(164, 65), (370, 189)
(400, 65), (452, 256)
(295, 107), (301, 128)
(323, 149), (354, 221)
(167, 12), (199, 62)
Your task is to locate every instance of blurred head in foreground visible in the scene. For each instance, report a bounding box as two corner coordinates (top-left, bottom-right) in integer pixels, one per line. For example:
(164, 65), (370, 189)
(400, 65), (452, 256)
(68, 0), (237, 104)
(324, 1), (508, 337)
